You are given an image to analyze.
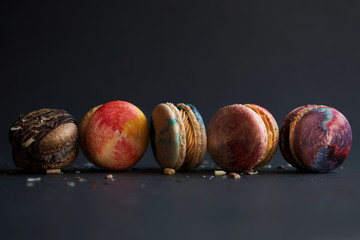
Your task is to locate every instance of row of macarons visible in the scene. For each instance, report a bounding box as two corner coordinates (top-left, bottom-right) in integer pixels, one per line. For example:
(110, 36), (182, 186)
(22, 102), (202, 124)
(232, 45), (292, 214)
(8, 101), (352, 173)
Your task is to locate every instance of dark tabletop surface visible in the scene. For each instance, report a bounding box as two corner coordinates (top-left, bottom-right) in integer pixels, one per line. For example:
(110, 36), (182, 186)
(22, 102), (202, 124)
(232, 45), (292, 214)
(1, 151), (360, 240)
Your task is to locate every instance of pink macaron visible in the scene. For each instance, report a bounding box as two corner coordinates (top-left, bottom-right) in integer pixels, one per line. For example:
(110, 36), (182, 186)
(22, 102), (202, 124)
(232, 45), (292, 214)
(207, 104), (279, 172)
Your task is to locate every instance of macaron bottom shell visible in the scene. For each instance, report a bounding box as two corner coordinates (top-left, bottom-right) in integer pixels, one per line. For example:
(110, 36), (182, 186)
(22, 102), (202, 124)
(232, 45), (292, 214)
(177, 103), (207, 170)
(244, 104), (279, 169)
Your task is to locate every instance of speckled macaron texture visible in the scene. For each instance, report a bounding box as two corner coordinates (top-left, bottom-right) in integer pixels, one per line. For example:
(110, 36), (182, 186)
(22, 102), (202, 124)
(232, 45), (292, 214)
(150, 103), (207, 170)
(207, 104), (279, 172)
(280, 105), (352, 172)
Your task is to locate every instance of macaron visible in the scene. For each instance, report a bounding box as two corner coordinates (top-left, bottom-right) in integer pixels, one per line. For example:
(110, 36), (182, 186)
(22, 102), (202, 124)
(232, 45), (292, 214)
(280, 105), (352, 172)
(80, 101), (149, 170)
(8, 109), (79, 172)
(150, 103), (207, 170)
(207, 104), (279, 172)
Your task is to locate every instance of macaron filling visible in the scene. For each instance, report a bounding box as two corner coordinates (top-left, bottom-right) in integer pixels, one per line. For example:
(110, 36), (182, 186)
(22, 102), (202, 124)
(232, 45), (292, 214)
(244, 104), (275, 167)
(179, 109), (196, 164)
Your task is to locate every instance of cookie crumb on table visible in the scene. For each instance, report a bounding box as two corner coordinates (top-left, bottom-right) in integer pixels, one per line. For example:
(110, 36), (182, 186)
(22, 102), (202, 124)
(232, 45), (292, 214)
(67, 182), (75, 187)
(230, 172), (241, 179)
(214, 170), (226, 176)
(104, 174), (113, 179)
(163, 168), (176, 175)
(46, 169), (62, 175)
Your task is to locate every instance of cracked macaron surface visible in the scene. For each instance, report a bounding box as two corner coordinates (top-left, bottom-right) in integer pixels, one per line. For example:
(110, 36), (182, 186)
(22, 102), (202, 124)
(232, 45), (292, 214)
(280, 105), (352, 172)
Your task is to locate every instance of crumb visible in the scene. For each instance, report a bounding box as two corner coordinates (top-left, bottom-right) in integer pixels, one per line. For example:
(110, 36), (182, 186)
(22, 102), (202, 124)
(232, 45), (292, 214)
(247, 171), (258, 175)
(277, 165), (286, 170)
(263, 164), (272, 169)
(26, 182), (34, 187)
(75, 177), (86, 182)
(230, 172), (241, 179)
(214, 170), (226, 176)
(222, 175), (227, 179)
(63, 177), (68, 181)
(67, 182), (75, 187)
(163, 168), (176, 175)
(46, 169), (62, 175)
(75, 171), (80, 174)
(339, 166), (344, 170)
(202, 175), (207, 178)
(287, 163), (293, 167)
(90, 183), (97, 189)
(27, 177), (41, 182)
(104, 174), (113, 179)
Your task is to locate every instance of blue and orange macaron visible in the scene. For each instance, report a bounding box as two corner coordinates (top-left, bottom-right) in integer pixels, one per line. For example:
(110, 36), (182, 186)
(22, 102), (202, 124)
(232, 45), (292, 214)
(280, 105), (352, 172)
(150, 103), (207, 170)
(207, 104), (279, 173)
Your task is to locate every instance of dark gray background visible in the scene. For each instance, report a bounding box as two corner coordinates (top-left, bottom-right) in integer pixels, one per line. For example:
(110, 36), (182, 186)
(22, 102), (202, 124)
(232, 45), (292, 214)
(1, 1), (359, 239)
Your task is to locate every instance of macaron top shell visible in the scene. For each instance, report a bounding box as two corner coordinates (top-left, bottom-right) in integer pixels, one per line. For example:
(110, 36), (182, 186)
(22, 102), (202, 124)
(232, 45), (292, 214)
(289, 107), (352, 172)
(279, 104), (319, 169)
(207, 104), (268, 172)
(150, 103), (186, 170)
(177, 103), (207, 169)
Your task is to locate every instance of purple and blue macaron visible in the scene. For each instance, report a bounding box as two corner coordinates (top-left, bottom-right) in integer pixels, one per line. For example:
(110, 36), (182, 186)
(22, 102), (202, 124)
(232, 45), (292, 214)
(280, 105), (352, 172)
(150, 103), (207, 170)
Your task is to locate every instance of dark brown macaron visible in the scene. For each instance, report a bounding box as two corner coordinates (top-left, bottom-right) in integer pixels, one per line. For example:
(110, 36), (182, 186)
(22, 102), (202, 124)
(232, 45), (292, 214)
(8, 109), (79, 172)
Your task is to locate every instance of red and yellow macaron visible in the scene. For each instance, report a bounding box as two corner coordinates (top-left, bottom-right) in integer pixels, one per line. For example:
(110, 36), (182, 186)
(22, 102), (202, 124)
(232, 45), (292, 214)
(80, 101), (149, 170)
